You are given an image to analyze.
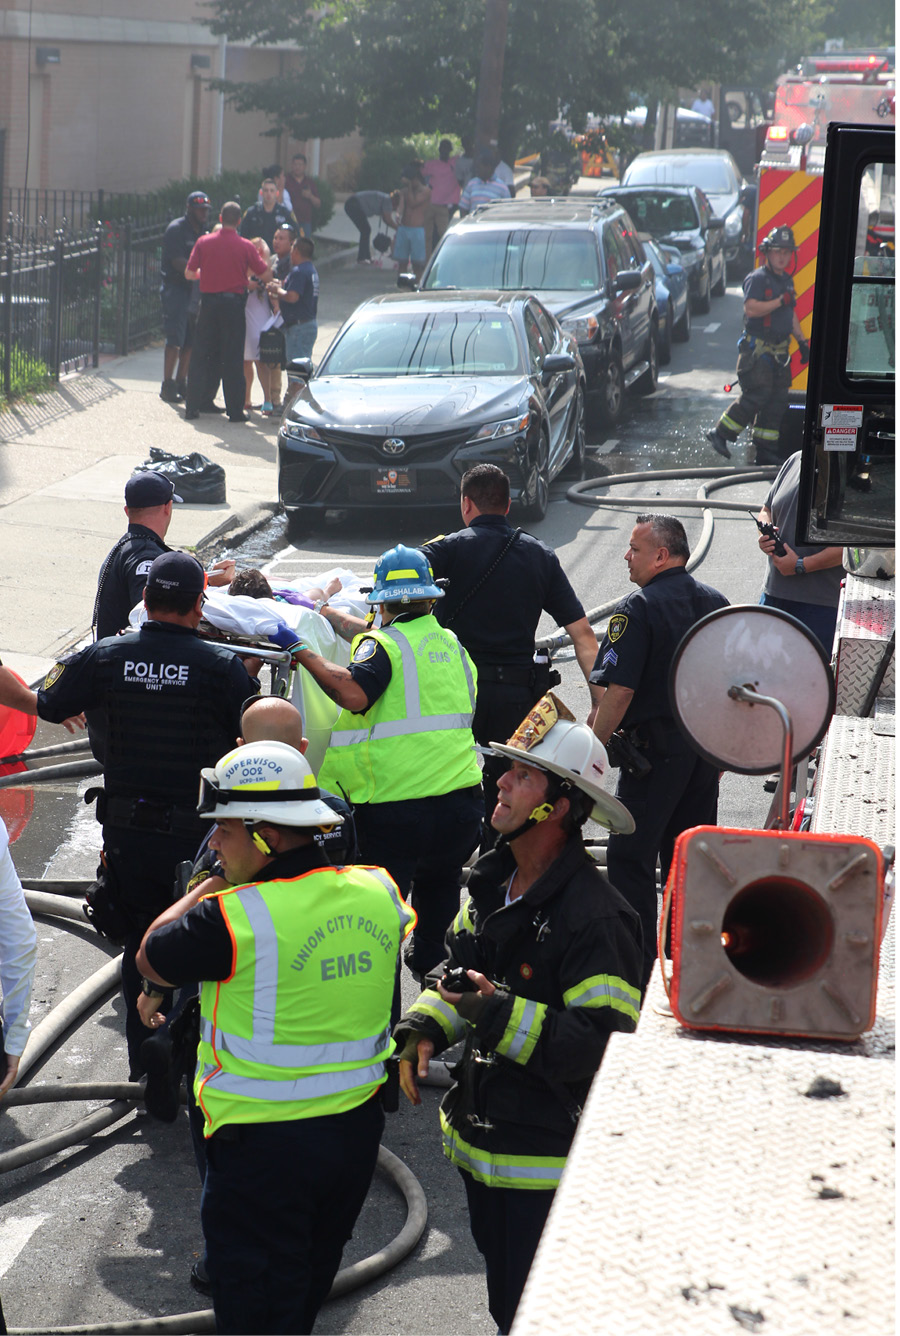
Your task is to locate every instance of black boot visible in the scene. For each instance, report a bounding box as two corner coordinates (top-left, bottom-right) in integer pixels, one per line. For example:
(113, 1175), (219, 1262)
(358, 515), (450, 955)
(159, 378), (179, 403)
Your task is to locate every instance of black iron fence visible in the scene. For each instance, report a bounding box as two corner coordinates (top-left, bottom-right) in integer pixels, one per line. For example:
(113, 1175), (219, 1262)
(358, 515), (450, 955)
(1, 212), (168, 402)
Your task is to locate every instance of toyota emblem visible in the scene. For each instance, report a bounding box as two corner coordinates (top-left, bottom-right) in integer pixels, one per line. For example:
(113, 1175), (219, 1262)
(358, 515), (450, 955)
(382, 438), (406, 455)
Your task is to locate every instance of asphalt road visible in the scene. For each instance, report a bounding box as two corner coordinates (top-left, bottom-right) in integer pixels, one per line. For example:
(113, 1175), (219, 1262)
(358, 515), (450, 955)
(1, 272), (780, 1334)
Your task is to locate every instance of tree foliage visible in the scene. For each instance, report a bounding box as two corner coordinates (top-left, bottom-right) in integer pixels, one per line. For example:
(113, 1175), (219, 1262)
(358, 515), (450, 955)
(207, 0), (896, 156)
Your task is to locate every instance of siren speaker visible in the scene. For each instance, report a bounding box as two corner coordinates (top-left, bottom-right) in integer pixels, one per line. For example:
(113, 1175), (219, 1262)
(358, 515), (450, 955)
(667, 826), (883, 1040)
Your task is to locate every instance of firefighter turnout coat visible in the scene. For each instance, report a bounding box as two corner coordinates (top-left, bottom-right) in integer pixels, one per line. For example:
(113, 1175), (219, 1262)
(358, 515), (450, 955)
(396, 835), (643, 1189)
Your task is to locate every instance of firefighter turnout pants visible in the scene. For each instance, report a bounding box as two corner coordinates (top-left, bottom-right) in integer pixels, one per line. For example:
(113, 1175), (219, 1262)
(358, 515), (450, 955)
(716, 345), (792, 466)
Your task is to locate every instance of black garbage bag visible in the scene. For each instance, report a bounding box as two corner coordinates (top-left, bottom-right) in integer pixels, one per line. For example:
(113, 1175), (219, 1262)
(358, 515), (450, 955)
(137, 447), (226, 504)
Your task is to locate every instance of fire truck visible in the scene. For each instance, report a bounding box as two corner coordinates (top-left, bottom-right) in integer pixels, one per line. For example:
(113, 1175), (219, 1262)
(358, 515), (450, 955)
(755, 50), (895, 392)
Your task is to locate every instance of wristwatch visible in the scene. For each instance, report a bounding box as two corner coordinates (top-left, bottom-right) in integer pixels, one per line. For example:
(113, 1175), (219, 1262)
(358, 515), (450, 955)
(795, 558), (806, 576)
(140, 977), (165, 997)
(313, 598), (329, 615)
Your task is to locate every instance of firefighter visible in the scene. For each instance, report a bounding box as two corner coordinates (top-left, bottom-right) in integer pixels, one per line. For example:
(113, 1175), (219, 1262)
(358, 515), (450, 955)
(301, 545), (483, 979)
(137, 740), (414, 1335)
(395, 693), (642, 1335)
(707, 224), (811, 465)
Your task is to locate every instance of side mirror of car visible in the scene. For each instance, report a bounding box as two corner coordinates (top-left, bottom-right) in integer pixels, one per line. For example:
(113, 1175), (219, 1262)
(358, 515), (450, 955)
(615, 270), (642, 292)
(287, 357), (314, 382)
(542, 353), (576, 378)
(397, 271), (418, 291)
(707, 217), (726, 230)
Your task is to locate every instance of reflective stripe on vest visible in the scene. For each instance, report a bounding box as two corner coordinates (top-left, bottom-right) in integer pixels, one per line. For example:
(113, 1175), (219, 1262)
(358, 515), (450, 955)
(440, 1109), (567, 1190)
(318, 614), (481, 804)
(196, 865), (407, 1136)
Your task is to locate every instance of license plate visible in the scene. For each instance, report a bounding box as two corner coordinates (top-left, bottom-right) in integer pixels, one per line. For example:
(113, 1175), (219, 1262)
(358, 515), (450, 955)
(373, 468), (416, 494)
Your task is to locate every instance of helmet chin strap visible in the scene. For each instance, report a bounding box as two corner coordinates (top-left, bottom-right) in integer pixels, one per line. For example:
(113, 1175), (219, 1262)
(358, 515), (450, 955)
(494, 801), (555, 849)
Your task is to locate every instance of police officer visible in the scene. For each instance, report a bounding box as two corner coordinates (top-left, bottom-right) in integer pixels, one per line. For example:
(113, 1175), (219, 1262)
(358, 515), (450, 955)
(136, 741), (413, 1335)
(707, 225), (811, 465)
(396, 693), (642, 1335)
(300, 544), (483, 978)
(93, 472), (235, 642)
(588, 515), (728, 989)
(28, 552), (257, 1077)
(422, 464), (598, 842)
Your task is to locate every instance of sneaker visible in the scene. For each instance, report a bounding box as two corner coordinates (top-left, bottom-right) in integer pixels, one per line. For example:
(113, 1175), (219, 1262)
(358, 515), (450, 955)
(706, 428), (732, 460)
(175, 379), (188, 401)
(190, 1256), (213, 1297)
(159, 378), (179, 403)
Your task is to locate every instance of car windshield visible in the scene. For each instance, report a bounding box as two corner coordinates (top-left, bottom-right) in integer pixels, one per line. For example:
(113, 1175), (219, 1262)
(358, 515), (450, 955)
(425, 230), (601, 291)
(320, 310), (524, 376)
(618, 191), (698, 233)
(626, 157), (735, 195)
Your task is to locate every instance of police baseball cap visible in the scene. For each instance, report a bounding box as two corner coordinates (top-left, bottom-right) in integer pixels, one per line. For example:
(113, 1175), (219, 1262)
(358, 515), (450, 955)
(186, 191), (211, 210)
(125, 471), (183, 508)
(145, 551), (206, 597)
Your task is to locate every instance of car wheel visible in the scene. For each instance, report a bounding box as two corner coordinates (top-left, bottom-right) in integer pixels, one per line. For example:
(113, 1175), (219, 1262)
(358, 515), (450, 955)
(673, 298), (691, 343)
(563, 387), (587, 476)
(712, 258), (726, 297)
(693, 264), (711, 315)
(591, 351), (624, 426)
(659, 308), (673, 365)
(636, 325), (659, 395)
(520, 432), (550, 522)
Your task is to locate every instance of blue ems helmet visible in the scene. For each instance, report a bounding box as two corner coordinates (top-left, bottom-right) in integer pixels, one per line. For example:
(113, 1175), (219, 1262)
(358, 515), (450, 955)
(366, 544), (443, 605)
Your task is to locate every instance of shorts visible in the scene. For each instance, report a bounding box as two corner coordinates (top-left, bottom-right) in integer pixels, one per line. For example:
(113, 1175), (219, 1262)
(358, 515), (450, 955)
(284, 320), (318, 362)
(160, 283), (194, 349)
(393, 225), (426, 264)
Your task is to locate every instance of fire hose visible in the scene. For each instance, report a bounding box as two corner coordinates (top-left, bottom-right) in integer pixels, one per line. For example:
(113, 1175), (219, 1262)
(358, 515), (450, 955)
(3, 889), (428, 1334)
(537, 464), (777, 652)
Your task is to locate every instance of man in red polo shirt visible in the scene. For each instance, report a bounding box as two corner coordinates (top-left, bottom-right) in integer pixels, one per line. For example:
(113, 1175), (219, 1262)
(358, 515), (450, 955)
(184, 202), (271, 423)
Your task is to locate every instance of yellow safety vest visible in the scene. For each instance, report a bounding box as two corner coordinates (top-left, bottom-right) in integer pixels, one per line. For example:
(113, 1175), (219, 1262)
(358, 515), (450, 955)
(318, 614), (481, 804)
(195, 864), (414, 1137)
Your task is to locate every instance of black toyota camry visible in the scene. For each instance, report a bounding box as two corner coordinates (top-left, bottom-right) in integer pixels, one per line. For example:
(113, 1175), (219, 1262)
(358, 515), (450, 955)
(276, 291), (585, 525)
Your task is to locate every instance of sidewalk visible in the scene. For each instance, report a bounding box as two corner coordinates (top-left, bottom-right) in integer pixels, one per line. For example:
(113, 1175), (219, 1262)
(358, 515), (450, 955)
(0, 250), (400, 685)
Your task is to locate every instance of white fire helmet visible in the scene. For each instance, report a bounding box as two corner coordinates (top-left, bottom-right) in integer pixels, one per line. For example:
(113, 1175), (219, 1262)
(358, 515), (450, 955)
(197, 741), (343, 829)
(490, 694), (635, 834)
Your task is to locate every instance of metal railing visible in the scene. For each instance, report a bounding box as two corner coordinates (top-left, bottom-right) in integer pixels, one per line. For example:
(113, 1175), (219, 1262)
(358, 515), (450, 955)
(2, 214), (168, 399)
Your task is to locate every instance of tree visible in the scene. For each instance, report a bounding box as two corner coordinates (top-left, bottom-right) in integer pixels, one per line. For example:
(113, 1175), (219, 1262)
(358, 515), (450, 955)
(207, 0), (867, 157)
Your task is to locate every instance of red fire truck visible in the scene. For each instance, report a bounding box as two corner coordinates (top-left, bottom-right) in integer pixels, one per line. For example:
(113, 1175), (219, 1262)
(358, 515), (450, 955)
(756, 50), (895, 390)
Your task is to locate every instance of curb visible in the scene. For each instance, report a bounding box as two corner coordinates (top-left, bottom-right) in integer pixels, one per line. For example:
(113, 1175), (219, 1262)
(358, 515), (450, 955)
(193, 500), (283, 562)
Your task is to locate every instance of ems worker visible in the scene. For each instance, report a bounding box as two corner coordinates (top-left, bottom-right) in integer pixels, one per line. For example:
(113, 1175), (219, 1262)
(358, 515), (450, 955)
(396, 693), (642, 1335)
(137, 742), (413, 1335)
(27, 552), (257, 1077)
(422, 464), (599, 843)
(707, 224), (811, 464)
(588, 515), (728, 989)
(298, 545), (482, 979)
(93, 472), (235, 642)
(183, 201), (272, 423)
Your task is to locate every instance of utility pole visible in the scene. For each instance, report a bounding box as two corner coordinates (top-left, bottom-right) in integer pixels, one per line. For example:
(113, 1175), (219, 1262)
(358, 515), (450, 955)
(473, 0), (509, 161)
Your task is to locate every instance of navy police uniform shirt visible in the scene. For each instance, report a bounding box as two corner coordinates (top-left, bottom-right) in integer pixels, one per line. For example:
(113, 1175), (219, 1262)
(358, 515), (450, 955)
(590, 566), (728, 730)
(743, 263), (795, 342)
(37, 621), (256, 807)
(421, 515), (585, 668)
(94, 525), (170, 641)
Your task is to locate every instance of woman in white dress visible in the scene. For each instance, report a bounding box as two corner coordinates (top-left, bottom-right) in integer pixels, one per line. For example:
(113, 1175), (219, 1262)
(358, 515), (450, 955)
(243, 237), (282, 413)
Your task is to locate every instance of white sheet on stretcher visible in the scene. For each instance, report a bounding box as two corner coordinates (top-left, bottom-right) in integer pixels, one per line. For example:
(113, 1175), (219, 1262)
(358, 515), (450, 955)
(128, 570), (372, 774)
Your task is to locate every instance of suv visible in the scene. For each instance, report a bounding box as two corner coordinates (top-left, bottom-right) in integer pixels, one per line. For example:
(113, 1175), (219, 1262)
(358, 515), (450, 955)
(416, 198), (659, 425)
